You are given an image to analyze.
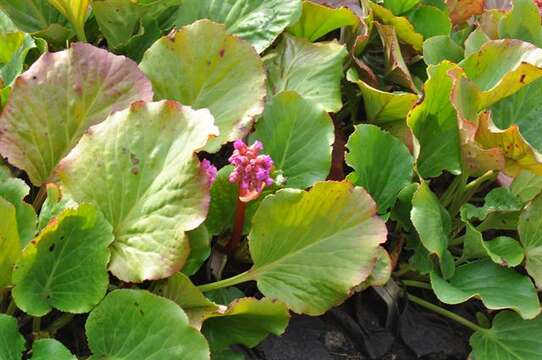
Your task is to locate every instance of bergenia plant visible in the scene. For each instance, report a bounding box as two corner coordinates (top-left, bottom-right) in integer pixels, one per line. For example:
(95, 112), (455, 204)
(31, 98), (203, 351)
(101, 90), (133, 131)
(0, 0), (542, 359)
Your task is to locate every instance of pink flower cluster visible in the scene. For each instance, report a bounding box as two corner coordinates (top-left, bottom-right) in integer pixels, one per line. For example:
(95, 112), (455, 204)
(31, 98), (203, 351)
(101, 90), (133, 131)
(228, 140), (273, 202)
(201, 159), (217, 185)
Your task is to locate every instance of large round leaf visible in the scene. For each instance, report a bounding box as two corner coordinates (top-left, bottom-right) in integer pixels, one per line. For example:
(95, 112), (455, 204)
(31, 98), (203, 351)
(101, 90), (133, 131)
(346, 124), (413, 213)
(431, 260), (541, 320)
(30, 339), (76, 360)
(0, 42), (153, 185)
(0, 314), (25, 360)
(57, 101), (218, 282)
(140, 20), (265, 152)
(245, 181), (387, 315)
(470, 311), (542, 360)
(92, 0), (183, 49)
(172, 0), (302, 53)
(12, 205), (114, 316)
(251, 91), (334, 189)
(86, 289), (210, 360)
(265, 34), (348, 113)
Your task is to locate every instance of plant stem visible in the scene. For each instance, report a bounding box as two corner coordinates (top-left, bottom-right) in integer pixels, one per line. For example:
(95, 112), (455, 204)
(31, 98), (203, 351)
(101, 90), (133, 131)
(440, 175), (465, 208)
(197, 270), (253, 292)
(6, 299), (16, 316)
(32, 185), (47, 211)
(46, 313), (74, 336)
(225, 198), (247, 254)
(449, 171), (497, 217)
(402, 280), (432, 290)
(32, 317), (41, 334)
(407, 293), (486, 332)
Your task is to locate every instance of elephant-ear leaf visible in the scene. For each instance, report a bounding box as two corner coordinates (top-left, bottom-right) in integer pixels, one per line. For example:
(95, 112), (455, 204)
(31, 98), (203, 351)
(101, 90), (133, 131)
(242, 181), (387, 315)
(265, 34), (348, 113)
(470, 311), (542, 360)
(30, 339), (76, 360)
(172, 0), (302, 53)
(57, 101), (218, 283)
(12, 204), (114, 316)
(85, 289), (210, 360)
(0, 42), (153, 185)
(140, 20), (265, 152)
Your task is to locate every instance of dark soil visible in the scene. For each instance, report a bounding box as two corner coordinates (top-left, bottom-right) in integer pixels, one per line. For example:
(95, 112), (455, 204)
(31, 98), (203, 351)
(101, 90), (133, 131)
(238, 288), (471, 360)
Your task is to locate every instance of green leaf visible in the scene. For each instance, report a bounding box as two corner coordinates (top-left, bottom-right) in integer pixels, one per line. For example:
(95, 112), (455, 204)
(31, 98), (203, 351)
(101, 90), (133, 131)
(37, 183), (77, 233)
(511, 170), (542, 203)
(206, 288), (245, 306)
(47, 0), (89, 41)
(0, 0), (68, 34)
(140, 20), (265, 152)
(461, 40), (542, 111)
(155, 273), (219, 329)
(0, 197), (20, 288)
(12, 205), (114, 316)
(368, 1), (423, 51)
(490, 77), (542, 152)
(464, 27), (490, 57)
(355, 246), (392, 290)
(347, 68), (417, 124)
(407, 61), (462, 178)
(183, 225), (211, 276)
(202, 297), (289, 352)
(411, 182), (455, 278)
(0, 314), (25, 360)
(246, 181), (387, 315)
(519, 194), (542, 289)
(409, 5), (452, 39)
(251, 91), (334, 189)
(265, 34), (348, 113)
(288, 0), (359, 42)
(431, 260), (540, 319)
(92, 0), (182, 49)
(172, 0), (302, 53)
(470, 311), (542, 360)
(499, 0), (542, 48)
(383, 0), (420, 15)
(0, 33), (38, 88)
(86, 289), (210, 360)
(30, 339), (76, 360)
(212, 350), (245, 360)
(0, 43), (153, 186)
(461, 223), (524, 267)
(57, 101), (217, 283)
(0, 166), (36, 246)
(346, 124), (413, 213)
(375, 22), (417, 92)
(422, 35), (464, 65)
(460, 187), (522, 222)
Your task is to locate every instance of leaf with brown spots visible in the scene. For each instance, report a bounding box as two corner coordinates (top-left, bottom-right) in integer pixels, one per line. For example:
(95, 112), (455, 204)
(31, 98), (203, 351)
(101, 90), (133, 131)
(0, 43), (152, 185)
